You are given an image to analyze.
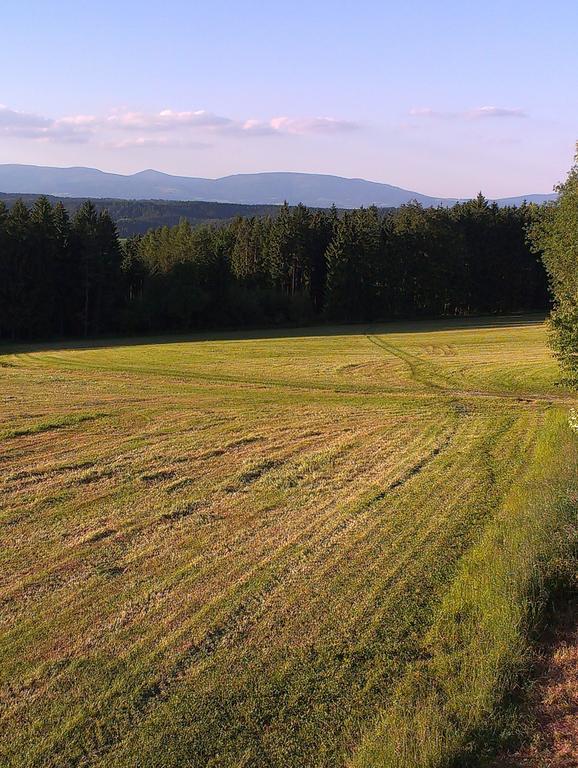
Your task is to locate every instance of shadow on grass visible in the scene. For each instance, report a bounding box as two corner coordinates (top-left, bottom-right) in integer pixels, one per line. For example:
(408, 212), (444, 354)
(0, 313), (547, 357)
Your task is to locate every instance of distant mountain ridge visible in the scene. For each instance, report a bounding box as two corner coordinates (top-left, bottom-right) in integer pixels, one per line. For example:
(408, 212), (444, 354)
(0, 164), (557, 208)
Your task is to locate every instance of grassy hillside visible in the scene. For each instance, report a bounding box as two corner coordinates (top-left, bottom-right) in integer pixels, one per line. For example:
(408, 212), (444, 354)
(0, 317), (576, 767)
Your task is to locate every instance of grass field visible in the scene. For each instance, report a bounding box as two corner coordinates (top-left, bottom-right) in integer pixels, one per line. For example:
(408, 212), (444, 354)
(1, 316), (576, 768)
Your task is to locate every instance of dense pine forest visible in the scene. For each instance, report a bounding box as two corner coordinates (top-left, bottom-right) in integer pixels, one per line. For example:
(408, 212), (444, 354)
(0, 195), (549, 340)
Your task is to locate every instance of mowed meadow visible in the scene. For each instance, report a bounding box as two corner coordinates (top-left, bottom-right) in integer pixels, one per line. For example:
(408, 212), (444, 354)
(1, 317), (576, 768)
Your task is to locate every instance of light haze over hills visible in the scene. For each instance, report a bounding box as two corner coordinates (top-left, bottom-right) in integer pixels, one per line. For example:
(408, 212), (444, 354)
(0, 164), (556, 208)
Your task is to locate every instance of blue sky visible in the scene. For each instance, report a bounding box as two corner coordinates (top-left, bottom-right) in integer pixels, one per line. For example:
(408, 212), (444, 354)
(1, 0), (576, 196)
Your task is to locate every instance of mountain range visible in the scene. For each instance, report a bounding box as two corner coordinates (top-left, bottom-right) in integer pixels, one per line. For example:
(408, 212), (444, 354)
(0, 164), (556, 209)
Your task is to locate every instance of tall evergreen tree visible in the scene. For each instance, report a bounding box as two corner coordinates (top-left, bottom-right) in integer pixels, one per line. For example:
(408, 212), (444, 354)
(73, 201), (100, 336)
(53, 202), (78, 335)
(325, 213), (372, 321)
(3, 201), (32, 338)
(30, 196), (57, 335)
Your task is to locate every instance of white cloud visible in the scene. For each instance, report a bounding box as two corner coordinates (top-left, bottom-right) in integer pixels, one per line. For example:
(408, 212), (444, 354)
(106, 109), (233, 131)
(222, 115), (359, 137)
(0, 104), (361, 148)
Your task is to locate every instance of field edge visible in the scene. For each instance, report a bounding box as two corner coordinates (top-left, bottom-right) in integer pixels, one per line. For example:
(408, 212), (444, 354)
(351, 408), (578, 768)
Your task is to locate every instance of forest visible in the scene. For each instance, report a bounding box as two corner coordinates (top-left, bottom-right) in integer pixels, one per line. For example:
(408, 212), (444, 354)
(0, 194), (549, 341)
(0, 193), (281, 236)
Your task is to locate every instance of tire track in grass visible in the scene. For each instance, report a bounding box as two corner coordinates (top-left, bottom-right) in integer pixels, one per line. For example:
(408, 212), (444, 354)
(365, 334), (451, 391)
(365, 334), (574, 406)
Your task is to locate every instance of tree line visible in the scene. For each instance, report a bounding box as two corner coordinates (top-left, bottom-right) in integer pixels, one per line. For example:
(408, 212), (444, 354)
(0, 194), (549, 341)
(0, 193), (281, 236)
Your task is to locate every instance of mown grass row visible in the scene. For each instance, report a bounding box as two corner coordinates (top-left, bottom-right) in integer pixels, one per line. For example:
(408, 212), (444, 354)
(353, 409), (578, 768)
(1, 319), (575, 767)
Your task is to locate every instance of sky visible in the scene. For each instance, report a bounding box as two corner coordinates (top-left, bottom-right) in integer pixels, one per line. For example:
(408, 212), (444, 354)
(1, 0), (577, 197)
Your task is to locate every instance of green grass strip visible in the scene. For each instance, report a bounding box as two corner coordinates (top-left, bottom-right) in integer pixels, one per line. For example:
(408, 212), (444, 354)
(352, 408), (578, 768)
(1, 412), (106, 440)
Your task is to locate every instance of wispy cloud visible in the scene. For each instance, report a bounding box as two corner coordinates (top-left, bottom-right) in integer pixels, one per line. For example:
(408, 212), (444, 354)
(105, 110), (359, 138)
(268, 116), (359, 135)
(0, 105), (98, 143)
(0, 104), (360, 149)
(0, 105), (50, 132)
(105, 109), (233, 132)
(409, 105), (527, 120)
(466, 106), (526, 119)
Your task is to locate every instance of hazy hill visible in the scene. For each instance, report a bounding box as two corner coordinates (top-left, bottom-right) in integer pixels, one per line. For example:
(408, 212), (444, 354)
(0, 164), (556, 209)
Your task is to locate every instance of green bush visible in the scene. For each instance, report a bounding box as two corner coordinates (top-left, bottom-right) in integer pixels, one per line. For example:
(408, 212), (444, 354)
(531, 147), (578, 388)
